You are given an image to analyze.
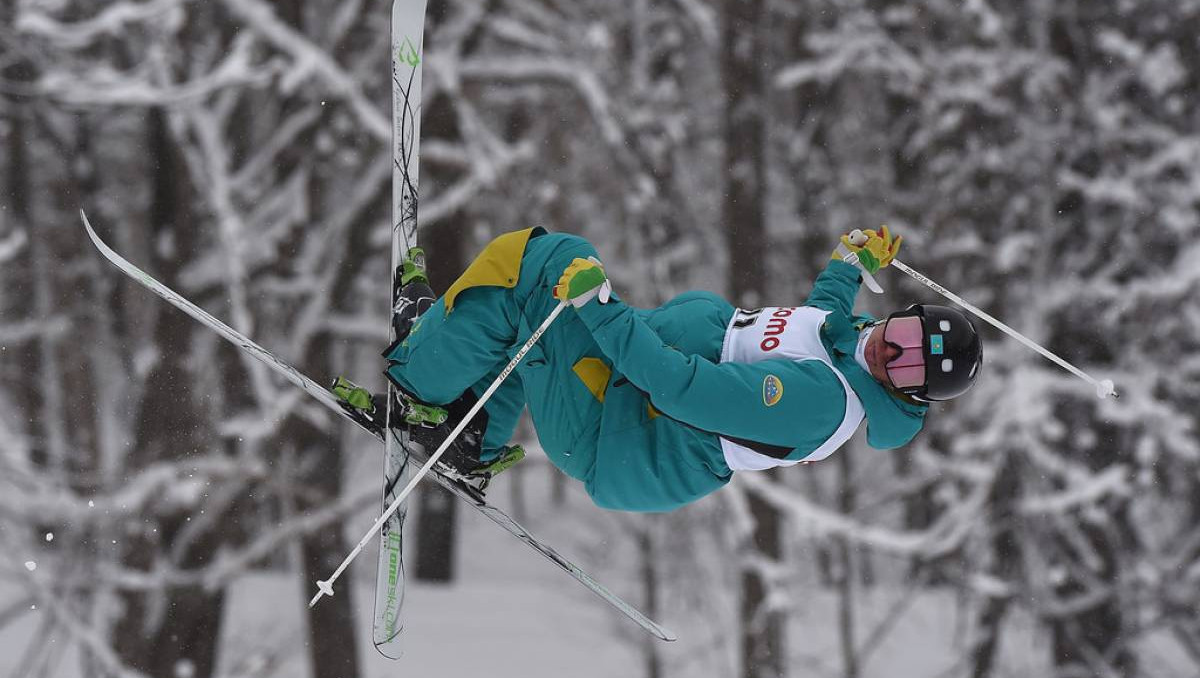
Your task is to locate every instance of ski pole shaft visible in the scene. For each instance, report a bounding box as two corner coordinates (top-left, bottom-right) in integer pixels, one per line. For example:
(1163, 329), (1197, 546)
(309, 300), (569, 607)
(890, 259), (1118, 400)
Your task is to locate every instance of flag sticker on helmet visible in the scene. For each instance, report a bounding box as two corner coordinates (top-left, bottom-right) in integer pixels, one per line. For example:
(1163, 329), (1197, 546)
(763, 375), (784, 407)
(885, 303), (982, 401)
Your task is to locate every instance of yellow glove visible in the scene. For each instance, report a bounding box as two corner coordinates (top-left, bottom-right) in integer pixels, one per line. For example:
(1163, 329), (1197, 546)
(553, 257), (612, 308)
(830, 226), (902, 274)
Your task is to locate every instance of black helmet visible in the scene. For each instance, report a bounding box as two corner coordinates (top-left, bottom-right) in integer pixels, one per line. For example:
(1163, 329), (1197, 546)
(884, 304), (982, 401)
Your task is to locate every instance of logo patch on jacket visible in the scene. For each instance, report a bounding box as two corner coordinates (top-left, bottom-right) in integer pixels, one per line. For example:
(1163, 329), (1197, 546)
(763, 375), (784, 407)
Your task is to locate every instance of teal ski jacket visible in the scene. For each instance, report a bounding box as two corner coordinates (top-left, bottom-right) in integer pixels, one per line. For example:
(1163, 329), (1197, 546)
(385, 230), (927, 513)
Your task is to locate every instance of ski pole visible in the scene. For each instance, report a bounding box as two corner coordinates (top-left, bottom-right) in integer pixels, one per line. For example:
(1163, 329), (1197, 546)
(844, 229), (1117, 400)
(309, 300), (569, 608)
(889, 258), (1118, 400)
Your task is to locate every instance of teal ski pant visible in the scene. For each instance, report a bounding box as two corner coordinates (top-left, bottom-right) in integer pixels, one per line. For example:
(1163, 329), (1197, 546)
(384, 232), (607, 484)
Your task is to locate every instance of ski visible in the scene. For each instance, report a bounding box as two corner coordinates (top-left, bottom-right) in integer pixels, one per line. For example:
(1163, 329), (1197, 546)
(375, 0), (429, 657)
(80, 211), (678, 644)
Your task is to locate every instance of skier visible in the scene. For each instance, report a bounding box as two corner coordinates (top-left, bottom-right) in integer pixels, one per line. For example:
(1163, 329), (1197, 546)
(338, 226), (982, 512)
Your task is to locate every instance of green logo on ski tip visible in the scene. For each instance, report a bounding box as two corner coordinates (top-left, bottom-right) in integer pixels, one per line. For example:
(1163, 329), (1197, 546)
(398, 37), (421, 67)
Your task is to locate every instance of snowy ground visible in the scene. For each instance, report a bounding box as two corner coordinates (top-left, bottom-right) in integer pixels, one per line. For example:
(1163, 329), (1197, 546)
(219, 452), (1059, 678)
(221, 487), (643, 678)
(218, 470), (1047, 678)
(6, 448), (1189, 677)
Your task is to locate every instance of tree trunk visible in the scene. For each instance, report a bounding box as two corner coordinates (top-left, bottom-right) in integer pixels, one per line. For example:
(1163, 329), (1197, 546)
(291, 92), (386, 678)
(1040, 8), (1134, 675)
(294, 396), (362, 678)
(411, 40), (466, 581)
(722, 0), (768, 311)
(238, 3), (369, 674)
(970, 455), (1020, 678)
(1047, 415), (1135, 678)
(640, 524), (663, 678)
(2, 30), (41, 480)
(410, 0), (500, 583)
(835, 452), (858, 678)
(110, 106), (227, 678)
(740, 498), (784, 678)
(722, 1), (782, 676)
(292, 174), (384, 678)
(410, 165), (466, 585)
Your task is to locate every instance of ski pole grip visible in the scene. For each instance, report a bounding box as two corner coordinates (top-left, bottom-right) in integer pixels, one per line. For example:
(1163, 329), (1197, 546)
(836, 241), (885, 294)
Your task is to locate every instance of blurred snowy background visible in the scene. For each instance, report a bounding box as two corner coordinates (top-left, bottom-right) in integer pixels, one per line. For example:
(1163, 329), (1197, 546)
(0, 0), (1196, 677)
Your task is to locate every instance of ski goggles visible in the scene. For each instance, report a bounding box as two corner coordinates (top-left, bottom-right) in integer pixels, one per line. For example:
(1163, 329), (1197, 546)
(882, 315), (926, 389)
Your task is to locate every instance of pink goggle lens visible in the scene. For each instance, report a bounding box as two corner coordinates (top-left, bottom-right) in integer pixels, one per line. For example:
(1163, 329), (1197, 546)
(886, 363), (926, 389)
(884, 316), (924, 349)
(883, 316), (926, 389)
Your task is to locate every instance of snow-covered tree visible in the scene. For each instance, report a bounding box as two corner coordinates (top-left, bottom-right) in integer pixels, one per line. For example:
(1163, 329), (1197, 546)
(3, 1), (1198, 677)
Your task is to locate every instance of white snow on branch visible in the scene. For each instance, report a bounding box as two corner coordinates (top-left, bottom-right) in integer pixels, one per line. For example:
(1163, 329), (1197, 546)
(17, 0), (190, 49)
(230, 108), (323, 190)
(182, 102), (285, 411)
(0, 532), (152, 678)
(218, 0), (390, 141)
(322, 314), (390, 343)
(216, 389), (311, 446)
(453, 55), (625, 147)
(288, 152), (392, 356)
(1018, 465), (1132, 515)
(93, 479), (377, 593)
(419, 137), (538, 226)
(736, 461), (996, 558)
(775, 14), (923, 90)
(0, 316), (71, 344)
(488, 16), (564, 52)
(38, 35), (278, 107)
(671, 0), (719, 43)
(0, 228), (28, 263)
(0, 457), (267, 527)
(325, 0), (368, 51)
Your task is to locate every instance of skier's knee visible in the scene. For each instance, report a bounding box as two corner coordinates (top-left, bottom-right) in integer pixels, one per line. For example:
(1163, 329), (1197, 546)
(399, 372), (459, 406)
(385, 360), (454, 406)
(392, 281), (436, 342)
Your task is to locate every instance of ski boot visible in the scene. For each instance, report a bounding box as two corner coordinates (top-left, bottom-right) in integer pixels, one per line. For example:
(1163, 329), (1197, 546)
(331, 376), (386, 435)
(405, 388), (525, 494)
(435, 439), (526, 492)
(391, 247), (436, 343)
(331, 376), (448, 437)
(331, 377), (523, 494)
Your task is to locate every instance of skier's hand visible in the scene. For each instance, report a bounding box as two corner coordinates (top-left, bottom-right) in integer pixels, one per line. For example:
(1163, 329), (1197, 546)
(554, 257), (612, 308)
(831, 226), (902, 274)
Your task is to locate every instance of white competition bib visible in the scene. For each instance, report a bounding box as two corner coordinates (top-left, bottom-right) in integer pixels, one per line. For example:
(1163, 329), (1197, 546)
(718, 307), (865, 471)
